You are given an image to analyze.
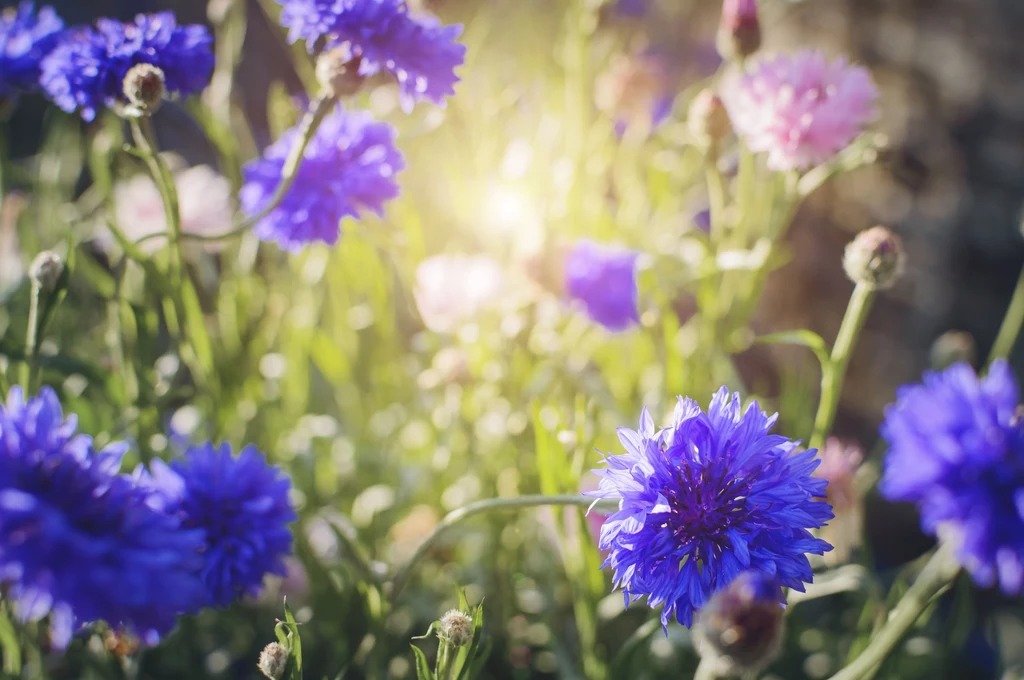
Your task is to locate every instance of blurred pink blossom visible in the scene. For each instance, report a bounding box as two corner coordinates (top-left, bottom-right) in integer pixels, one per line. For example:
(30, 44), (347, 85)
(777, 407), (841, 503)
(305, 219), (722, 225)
(414, 254), (506, 333)
(722, 50), (878, 170)
(814, 437), (865, 564)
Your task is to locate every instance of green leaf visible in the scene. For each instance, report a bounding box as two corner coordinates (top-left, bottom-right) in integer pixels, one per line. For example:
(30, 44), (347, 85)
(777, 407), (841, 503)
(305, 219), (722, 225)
(0, 606), (21, 674)
(454, 601), (486, 680)
(410, 644), (435, 680)
(411, 621), (439, 641)
(531, 401), (562, 496)
(284, 599), (303, 680)
(755, 329), (831, 371)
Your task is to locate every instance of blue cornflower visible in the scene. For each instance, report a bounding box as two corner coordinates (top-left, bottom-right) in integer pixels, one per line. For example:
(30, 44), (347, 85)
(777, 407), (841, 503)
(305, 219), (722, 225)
(142, 442), (296, 607)
(240, 104), (404, 251)
(564, 240), (640, 332)
(276, 0), (466, 110)
(0, 388), (206, 648)
(0, 2), (64, 98)
(588, 389), (833, 627)
(880, 360), (1024, 593)
(39, 12), (213, 121)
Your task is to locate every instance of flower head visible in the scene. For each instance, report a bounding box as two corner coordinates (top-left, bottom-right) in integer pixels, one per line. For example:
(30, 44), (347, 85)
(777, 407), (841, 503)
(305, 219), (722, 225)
(414, 254), (505, 333)
(438, 609), (473, 648)
(258, 641), (289, 680)
(564, 240), (640, 332)
(695, 571), (785, 674)
(588, 389), (833, 627)
(722, 50), (878, 170)
(880, 360), (1024, 594)
(843, 225), (905, 290)
(716, 0), (761, 61)
(240, 104), (404, 251)
(0, 2), (64, 97)
(40, 12), (213, 121)
(276, 0), (466, 110)
(141, 442), (296, 607)
(0, 388), (206, 648)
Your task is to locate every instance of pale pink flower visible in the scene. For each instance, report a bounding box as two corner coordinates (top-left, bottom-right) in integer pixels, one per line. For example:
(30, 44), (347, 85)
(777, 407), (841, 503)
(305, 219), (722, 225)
(722, 50), (878, 170)
(414, 254), (505, 333)
(814, 438), (865, 564)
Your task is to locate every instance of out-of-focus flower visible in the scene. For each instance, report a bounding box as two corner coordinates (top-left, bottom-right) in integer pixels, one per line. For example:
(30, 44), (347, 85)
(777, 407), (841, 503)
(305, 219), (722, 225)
(930, 330), (977, 370)
(588, 390), (833, 627)
(595, 52), (673, 134)
(141, 442), (296, 607)
(257, 641), (289, 680)
(722, 50), (878, 171)
(0, 2), (64, 97)
(275, 0), (466, 110)
(613, 0), (651, 18)
(814, 438), (864, 564)
(881, 360), (1024, 594)
(716, 0), (760, 62)
(438, 609), (473, 648)
(688, 89), (731, 146)
(28, 250), (62, 291)
(843, 225), (905, 290)
(564, 240), (640, 332)
(0, 388), (206, 648)
(695, 571), (785, 675)
(0, 193), (25, 302)
(414, 254), (505, 333)
(240, 105), (404, 251)
(40, 12), (213, 121)
(101, 164), (234, 255)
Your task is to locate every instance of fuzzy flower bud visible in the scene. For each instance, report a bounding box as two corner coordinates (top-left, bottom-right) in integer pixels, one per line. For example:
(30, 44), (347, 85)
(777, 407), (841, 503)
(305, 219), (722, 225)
(122, 63), (167, 114)
(28, 251), (63, 292)
(930, 330), (977, 370)
(717, 0), (761, 61)
(438, 609), (473, 648)
(257, 642), (289, 680)
(688, 89), (731, 145)
(695, 571), (785, 675)
(315, 44), (365, 98)
(842, 226), (905, 290)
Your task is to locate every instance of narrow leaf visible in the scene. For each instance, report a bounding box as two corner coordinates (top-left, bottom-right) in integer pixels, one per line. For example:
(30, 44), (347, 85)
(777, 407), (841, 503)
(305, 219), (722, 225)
(410, 645), (435, 680)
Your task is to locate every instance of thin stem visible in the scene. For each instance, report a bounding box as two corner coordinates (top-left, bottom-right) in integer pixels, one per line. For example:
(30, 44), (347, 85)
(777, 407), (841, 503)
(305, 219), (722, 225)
(810, 282), (876, 450)
(19, 282), (41, 393)
(129, 118), (183, 284)
(828, 544), (960, 680)
(387, 495), (603, 604)
(694, 657), (721, 680)
(988, 262), (1024, 367)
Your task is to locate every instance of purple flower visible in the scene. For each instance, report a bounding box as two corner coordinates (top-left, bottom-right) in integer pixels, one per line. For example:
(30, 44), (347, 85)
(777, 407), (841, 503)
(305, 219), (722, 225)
(276, 0), (466, 110)
(141, 442), (296, 607)
(40, 12), (213, 121)
(564, 240), (640, 332)
(0, 2), (64, 97)
(0, 388), (206, 648)
(721, 49), (878, 170)
(240, 104), (404, 251)
(880, 360), (1024, 594)
(588, 390), (833, 627)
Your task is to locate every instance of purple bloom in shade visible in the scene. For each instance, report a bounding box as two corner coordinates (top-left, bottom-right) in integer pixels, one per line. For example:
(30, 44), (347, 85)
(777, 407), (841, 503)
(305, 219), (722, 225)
(275, 0), (466, 110)
(564, 240), (640, 332)
(39, 12), (213, 121)
(692, 207), (711, 233)
(721, 49), (878, 170)
(240, 104), (404, 251)
(880, 360), (1024, 594)
(0, 2), (64, 97)
(141, 442), (296, 607)
(588, 390), (833, 627)
(0, 388), (206, 648)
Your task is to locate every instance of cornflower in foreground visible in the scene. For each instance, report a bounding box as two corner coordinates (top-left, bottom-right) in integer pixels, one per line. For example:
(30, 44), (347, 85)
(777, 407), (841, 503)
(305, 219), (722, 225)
(564, 240), (640, 332)
(0, 388), (206, 648)
(0, 2), (64, 98)
(588, 389), (833, 627)
(240, 104), (404, 251)
(40, 12), (213, 121)
(881, 360), (1024, 593)
(722, 49), (878, 170)
(275, 0), (466, 110)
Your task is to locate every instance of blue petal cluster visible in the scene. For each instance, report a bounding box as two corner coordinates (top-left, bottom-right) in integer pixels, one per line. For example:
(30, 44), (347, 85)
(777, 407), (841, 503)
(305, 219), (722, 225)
(143, 443), (296, 607)
(881, 360), (1024, 593)
(240, 104), (404, 251)
(276, 0), (466, 109)
(0, 388), (206, 648)
(39, 12), (213, 121)
(564, 240), (640, 332)
(0, 2), (64, 97)
(588, 390), (833, 627)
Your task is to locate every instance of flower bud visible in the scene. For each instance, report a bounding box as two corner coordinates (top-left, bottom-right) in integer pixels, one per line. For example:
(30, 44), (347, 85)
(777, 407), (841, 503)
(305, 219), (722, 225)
(257, 642), (289, 680)
(102, 629), (140, 657)
(316, 44), (365, 98)
(688, 89), (731, 145)
(28, 251), (63, 292)
(695, 571), (784, 675)
(842, 226), (905, 290)
(438, 609), (473, 648)
(122, 63), (166, 114)
(717, 0), (761, 61)
(930, 330), (977, 370)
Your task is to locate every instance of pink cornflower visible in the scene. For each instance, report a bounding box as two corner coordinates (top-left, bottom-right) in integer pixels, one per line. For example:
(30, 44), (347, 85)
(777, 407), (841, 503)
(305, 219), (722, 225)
(722, 50), (878, 170)
(814, 438), (865, 565)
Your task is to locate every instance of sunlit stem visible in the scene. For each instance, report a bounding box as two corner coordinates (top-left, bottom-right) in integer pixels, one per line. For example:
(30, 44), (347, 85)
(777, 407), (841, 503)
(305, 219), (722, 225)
(18, 280), (41, 393)
(809, 281), (875, 450)
(694, 657), (721, 680)
(987, 262), (1024, 367)
(828, 544), (960, 680)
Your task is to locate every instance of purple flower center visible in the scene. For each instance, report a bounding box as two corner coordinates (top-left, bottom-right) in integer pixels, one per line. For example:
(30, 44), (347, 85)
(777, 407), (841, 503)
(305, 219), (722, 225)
(665, 464), (754, 547)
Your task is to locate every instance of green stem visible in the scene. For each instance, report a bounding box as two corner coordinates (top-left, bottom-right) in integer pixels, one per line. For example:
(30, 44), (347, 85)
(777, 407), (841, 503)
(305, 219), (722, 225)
(828, 544), (960, 680)
(810, 282), (876, 450)
(387, 495), (604, 604)
(987, 262), (1024, 367)
(694, 657), (721, 680)
(19, 281), (41, 393)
